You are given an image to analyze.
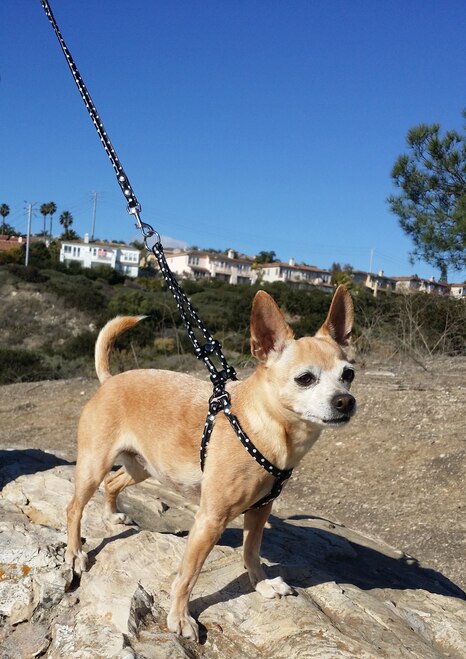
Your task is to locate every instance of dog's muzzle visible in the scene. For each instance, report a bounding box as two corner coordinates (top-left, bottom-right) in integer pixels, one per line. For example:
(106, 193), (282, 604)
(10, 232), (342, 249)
(321, 393), (356, 425)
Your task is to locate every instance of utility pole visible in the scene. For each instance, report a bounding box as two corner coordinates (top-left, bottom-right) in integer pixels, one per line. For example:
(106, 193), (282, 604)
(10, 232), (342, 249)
(25, 202), (35, 266)
(369, 248), (374, 274)
(90, 191), (101, 241)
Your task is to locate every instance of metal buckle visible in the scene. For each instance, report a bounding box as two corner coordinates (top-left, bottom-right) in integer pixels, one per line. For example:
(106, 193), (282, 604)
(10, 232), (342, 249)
(208, 390), (231, 416)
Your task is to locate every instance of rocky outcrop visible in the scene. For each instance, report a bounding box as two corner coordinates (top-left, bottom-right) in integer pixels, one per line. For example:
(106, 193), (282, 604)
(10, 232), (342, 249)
(1, 449), (465, 658)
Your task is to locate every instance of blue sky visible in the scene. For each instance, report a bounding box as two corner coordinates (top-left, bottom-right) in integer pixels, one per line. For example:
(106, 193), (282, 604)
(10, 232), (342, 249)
(2, 0), (465, 281)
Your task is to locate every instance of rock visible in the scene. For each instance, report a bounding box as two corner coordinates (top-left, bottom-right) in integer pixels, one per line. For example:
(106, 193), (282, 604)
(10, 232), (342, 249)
(0, 512), (72, 626)
(0, 622), (49, 658)
(1, 463), (465, 658)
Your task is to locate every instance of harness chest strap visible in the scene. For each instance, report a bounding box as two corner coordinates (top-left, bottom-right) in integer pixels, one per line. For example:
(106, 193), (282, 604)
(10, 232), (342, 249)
(200, 389), (293, 509)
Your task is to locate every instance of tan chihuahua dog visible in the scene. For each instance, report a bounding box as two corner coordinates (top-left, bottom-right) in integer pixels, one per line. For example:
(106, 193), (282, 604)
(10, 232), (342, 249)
(65, 285), (356, 641)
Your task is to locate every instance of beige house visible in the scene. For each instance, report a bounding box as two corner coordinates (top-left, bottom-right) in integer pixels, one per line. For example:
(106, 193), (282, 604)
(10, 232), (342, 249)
(259, 258), (332, 291)
(164, 249), (256, 285)
(393, 276), (450, 295)
(351, 270), (396, 295)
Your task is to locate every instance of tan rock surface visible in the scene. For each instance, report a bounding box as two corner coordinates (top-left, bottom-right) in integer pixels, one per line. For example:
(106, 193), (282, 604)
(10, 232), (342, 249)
(1, 459), (465, 657)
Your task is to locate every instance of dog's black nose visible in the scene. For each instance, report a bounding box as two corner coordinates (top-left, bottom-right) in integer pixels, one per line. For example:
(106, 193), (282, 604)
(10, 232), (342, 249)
(332, 393), (356, 415)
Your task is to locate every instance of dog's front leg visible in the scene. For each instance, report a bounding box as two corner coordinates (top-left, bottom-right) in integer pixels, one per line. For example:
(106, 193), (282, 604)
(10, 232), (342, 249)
(167, 509), (227, 641)
(243, 503), (294, 598)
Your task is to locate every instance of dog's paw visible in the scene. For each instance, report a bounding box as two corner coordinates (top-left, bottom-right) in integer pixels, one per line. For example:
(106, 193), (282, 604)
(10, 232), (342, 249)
(64, 548), (88, 576)
(107, 511), (134, 526)
(255, 576), (294, 599)
(167, 610), (199, 642)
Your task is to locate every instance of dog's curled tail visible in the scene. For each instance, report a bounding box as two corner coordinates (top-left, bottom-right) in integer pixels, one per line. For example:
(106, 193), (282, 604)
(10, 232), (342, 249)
(95, 316), (147, 385)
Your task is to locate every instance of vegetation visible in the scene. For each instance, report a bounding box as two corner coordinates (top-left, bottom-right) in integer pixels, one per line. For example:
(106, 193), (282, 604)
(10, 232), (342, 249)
(59, 210), (79, 240)
(388, 111), (466, 279)
(0, 203), (10, 233)
(40, 202), (57, 239)
(330, 262), (354, 287)
(0, 255), (464, 385)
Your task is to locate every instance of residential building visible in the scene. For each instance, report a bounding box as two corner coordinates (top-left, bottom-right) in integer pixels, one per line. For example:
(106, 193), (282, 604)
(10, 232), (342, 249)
(59, 234), (140, 277)
(351, 270), (396, 295)
(164, 249), (256, 285)
(259, 258), (333, 291)
(392, 276), (450, 296)
(0, 234), (25, 253)
(449, 283), (466, 299)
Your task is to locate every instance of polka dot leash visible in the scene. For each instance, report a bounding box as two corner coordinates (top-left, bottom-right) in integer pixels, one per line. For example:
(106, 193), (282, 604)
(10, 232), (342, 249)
(41, 0), (292, 509)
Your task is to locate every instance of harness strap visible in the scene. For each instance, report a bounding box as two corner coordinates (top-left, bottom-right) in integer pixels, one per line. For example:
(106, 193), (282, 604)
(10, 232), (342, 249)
(200, 389), (293, 508)
(40, 0), (292, 508)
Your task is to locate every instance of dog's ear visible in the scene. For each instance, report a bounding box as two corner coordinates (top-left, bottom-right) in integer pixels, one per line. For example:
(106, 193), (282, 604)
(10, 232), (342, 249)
(250, 291), (294, 362)
(316, 285), (354, 347)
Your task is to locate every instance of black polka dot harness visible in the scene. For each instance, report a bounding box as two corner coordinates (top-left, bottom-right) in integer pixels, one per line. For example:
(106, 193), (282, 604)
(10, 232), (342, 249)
(40, 0), (293, 508)
(200, 385), (293, 509)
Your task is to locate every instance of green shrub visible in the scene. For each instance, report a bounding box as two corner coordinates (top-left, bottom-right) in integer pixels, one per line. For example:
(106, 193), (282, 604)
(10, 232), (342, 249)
(58, 330), (96, 360)
(43, 272), (106, 313)
(6, 263), (48, 283)
(0, 347), (60, 384)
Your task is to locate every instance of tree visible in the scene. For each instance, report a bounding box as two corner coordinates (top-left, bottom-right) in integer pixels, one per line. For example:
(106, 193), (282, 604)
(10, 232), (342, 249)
(387, 112), (466, 279)
(40, 202), (58, 239)
(0, 203), (10, 234)
(40, 203), (49, 238)
(253, 250), (277, 266)
(330, 262), (354, 287)
(48, 201), (57, 238)
(59, 210), (74, 239)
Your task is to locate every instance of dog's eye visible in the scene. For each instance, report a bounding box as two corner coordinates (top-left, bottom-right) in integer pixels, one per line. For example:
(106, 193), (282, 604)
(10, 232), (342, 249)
(342, 368), (355, 384)
(295, 372), (316, 387)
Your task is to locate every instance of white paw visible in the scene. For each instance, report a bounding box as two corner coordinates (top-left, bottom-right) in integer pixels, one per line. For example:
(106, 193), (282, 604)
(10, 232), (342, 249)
(255, 576), (294, 599)
(65, 548), (88, 576)
(107, 512), (134, 526)
(167, 609), (199, 642)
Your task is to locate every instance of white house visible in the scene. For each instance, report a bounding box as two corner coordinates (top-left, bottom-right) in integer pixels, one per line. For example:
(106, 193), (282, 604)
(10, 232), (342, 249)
(450, 282), (466, 299)
(59, 234), (140, 277)
(164, 249), (256, 285)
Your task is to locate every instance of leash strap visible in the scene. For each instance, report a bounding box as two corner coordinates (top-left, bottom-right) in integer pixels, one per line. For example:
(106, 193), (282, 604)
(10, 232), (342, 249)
(40, 0), (234, 387)
(40, 0), (292, 507)
(40, 0), (140, 213)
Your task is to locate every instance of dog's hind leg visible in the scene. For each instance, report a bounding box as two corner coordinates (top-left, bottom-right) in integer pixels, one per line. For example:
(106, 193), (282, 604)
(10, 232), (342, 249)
(243, 503), (294, 598)
(65, 448), (118, 575)
(104, 452), (150, 525)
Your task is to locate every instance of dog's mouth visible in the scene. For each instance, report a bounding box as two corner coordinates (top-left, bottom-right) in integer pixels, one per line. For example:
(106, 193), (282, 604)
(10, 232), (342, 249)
(305, 413), (352, 426)
(322, 416), (351, 425)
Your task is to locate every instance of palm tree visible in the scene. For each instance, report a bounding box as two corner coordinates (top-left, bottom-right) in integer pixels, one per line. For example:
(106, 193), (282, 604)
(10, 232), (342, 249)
(40, 203), (49, 238)
(59, 210), (74, 239)
(0, 203), (10, 234)
(48, 201), (57, 239)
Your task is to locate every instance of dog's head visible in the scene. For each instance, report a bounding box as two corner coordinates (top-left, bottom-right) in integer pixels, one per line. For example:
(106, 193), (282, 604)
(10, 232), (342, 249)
(250, 285), (356, 427)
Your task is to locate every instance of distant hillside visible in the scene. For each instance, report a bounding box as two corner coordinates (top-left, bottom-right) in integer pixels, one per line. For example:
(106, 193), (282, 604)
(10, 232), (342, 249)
(0, 263), (465, 384)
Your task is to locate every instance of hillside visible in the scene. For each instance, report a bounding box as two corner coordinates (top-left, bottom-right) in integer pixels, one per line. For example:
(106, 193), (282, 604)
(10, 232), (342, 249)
(1, 263), (465, 386)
